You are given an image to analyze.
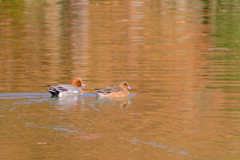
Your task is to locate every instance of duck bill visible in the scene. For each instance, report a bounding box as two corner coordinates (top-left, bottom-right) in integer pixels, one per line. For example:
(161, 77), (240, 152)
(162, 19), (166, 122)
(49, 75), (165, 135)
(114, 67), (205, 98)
(81, 83), (87, 87)
(128, 86), (133, 90)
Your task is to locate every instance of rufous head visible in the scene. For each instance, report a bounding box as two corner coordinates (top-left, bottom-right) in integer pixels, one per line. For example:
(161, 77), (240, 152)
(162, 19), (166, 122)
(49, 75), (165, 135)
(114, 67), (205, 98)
(71, 78), (87, 87)
(118, 81), (133, 90)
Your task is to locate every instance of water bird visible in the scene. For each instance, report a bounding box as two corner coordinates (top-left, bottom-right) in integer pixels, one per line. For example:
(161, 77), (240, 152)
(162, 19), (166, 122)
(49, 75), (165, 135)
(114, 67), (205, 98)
(95, 81), (132, 97)
(47, 78), (86, 97)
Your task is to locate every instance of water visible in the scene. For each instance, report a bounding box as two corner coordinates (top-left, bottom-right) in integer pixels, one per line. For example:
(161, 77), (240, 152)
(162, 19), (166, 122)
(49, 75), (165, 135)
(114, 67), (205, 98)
(1, 0), (240, 159)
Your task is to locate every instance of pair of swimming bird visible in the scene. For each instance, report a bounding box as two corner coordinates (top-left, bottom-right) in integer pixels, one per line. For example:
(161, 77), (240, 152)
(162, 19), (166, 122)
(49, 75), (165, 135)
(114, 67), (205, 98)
(47, 78), (132, 97)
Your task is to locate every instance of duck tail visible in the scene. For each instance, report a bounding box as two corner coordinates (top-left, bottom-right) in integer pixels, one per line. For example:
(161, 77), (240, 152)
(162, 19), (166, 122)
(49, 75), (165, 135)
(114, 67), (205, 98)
(47, 85), (59, 96)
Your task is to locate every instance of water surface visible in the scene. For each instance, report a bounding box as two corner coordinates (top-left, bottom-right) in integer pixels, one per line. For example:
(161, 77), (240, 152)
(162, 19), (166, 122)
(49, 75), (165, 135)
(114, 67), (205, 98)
(1, 0), (240, 159)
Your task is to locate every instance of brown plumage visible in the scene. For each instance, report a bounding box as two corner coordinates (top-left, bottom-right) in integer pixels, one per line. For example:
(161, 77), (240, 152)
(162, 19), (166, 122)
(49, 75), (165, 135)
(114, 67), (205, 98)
(95, 81), (132, 97)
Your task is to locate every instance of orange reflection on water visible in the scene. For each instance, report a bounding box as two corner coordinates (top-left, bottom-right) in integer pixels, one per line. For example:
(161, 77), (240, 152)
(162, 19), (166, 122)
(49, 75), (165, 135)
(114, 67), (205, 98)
(0, 0), (239, 160)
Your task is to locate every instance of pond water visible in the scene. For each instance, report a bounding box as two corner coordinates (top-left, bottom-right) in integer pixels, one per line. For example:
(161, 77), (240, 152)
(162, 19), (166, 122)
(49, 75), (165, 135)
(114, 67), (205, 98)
(1, 0), (240, 159)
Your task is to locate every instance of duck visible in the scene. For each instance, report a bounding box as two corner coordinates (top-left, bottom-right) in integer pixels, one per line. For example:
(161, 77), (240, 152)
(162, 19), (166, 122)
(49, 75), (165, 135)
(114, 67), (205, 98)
(95, 81), (132, 97)
(47, 78), (86, 97)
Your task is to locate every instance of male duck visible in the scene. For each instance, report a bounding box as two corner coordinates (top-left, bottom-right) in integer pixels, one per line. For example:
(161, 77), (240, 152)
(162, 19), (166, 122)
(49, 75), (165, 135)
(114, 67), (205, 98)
(47, 78), (86, 97)
(95, 81), (132, 97)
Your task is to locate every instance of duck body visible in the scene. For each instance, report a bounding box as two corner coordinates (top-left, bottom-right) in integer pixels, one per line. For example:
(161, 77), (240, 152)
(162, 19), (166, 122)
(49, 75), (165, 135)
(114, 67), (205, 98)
(47, 78), (86, 97)
(48, 84), (83, 97)
(95, 81), (132, 98)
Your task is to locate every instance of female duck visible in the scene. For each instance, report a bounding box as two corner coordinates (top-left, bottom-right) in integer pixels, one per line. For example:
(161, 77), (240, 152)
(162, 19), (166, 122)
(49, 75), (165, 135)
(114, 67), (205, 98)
(47, 78), (86, 97)
(95, 81), (132, 97)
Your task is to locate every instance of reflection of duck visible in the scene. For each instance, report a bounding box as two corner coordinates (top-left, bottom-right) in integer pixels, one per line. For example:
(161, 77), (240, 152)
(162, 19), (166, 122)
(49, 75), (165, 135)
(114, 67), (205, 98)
(47, 78), (87, 97)
(95, 81), (132, 97)
(95, 96), (132, 110)
(49, 96), (84, 110)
